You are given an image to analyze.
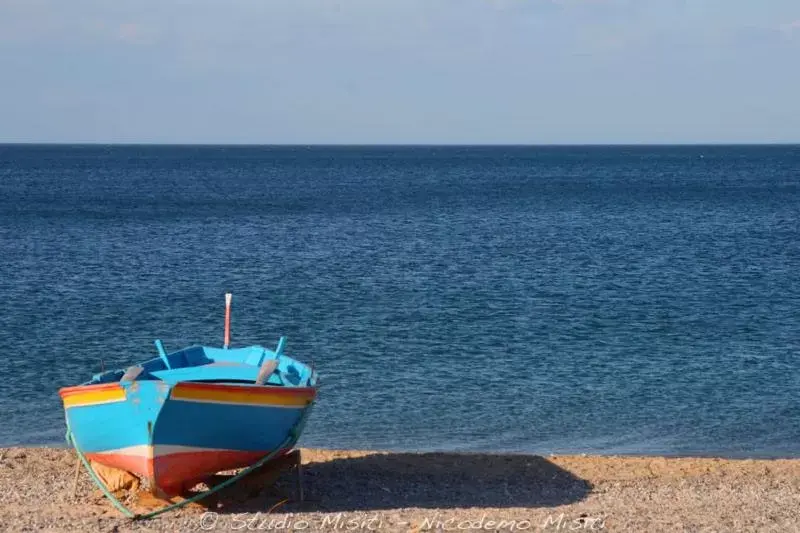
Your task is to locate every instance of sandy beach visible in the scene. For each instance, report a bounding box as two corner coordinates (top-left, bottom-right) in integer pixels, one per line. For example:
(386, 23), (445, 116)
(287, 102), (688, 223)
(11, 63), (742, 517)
(0, 447), (798, 532)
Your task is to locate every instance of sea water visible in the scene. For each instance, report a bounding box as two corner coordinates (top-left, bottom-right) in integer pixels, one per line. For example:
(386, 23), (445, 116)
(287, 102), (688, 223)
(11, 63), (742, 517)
(1, 145), (798, 457)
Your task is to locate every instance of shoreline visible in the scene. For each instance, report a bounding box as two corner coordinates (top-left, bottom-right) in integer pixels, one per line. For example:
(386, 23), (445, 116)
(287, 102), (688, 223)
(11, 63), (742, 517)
(1, 447), (798, 532)
(12, 441), (800, 461)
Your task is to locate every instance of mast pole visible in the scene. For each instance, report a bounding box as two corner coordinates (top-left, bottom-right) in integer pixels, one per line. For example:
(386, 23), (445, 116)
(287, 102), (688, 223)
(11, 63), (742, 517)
(224, 293), (232, 349)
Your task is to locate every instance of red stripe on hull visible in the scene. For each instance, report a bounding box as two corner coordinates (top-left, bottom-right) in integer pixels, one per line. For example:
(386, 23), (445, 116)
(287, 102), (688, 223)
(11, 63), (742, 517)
(85, 452), (154, 484)
(154, 449), (287, 494)
(87, 448), (291, 495)
(173, 381), (317, 399)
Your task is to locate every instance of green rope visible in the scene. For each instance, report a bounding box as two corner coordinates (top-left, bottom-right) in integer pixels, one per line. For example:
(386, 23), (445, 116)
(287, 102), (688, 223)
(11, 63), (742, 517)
(66, 407), (311, 520)
(66, 426), (137, 518)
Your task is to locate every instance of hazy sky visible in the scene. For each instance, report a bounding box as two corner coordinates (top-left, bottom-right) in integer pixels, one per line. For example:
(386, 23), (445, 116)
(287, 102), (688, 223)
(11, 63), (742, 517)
(1, 0), (799, 144)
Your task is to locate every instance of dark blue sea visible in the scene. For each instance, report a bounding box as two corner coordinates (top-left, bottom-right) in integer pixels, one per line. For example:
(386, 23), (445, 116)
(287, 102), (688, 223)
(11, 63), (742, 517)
(1, 145), (799, 457)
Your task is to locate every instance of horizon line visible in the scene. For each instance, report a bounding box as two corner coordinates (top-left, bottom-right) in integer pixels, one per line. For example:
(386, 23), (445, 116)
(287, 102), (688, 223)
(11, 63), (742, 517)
(1, 142), (799, 147)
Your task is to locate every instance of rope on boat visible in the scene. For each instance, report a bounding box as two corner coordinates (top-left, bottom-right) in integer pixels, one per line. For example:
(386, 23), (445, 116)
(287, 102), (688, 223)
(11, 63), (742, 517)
(65, 407), (310, 520)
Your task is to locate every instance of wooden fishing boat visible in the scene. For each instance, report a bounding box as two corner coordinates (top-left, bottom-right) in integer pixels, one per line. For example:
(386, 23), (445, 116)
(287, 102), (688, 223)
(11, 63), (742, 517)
(59, 294), (318, 499)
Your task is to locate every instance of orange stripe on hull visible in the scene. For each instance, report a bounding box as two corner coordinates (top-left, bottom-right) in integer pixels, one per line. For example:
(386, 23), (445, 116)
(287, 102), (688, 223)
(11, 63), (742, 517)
(60, 384), (126, 408)
(171, 382), (315, 407)
(60, 382), (124, 396)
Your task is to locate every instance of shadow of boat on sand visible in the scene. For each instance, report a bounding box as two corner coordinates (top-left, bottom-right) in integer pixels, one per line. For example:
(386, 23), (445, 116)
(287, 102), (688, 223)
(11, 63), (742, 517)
(213, 451), (591, 513)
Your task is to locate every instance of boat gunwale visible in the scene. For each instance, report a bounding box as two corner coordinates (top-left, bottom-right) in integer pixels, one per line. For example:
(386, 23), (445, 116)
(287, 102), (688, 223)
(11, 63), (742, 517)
(59, 382), (124, 398)
(59, 380), (318, 399)
(173, 381), (317, 398)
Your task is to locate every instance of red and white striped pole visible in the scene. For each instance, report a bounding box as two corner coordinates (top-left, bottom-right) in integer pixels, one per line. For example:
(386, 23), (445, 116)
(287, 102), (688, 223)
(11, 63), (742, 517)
(224, 293), (232, 349)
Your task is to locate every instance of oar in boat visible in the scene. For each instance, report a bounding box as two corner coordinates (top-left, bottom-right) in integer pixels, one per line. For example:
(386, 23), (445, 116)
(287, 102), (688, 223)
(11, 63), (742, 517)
(255, 336), (287, 385)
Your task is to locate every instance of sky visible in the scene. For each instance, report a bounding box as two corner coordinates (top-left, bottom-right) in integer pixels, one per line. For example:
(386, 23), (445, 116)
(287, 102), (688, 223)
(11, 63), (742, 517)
(0, 0), (799, 144)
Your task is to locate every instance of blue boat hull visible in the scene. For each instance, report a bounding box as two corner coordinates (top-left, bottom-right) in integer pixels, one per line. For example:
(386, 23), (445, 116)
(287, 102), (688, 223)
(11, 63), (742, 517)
(62, 379), (315, 494)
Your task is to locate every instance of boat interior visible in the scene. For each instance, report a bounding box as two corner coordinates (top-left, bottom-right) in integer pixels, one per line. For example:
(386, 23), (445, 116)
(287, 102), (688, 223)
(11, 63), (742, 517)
(88, 338), (316, 388)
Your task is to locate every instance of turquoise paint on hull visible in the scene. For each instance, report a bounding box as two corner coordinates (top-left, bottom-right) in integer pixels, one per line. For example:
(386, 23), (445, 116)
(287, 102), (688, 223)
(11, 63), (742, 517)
(67, 387), (312, 454)
(62, 343), (317, 457)
(155, 399), (310, 451)
(65, 380), (167, 454)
